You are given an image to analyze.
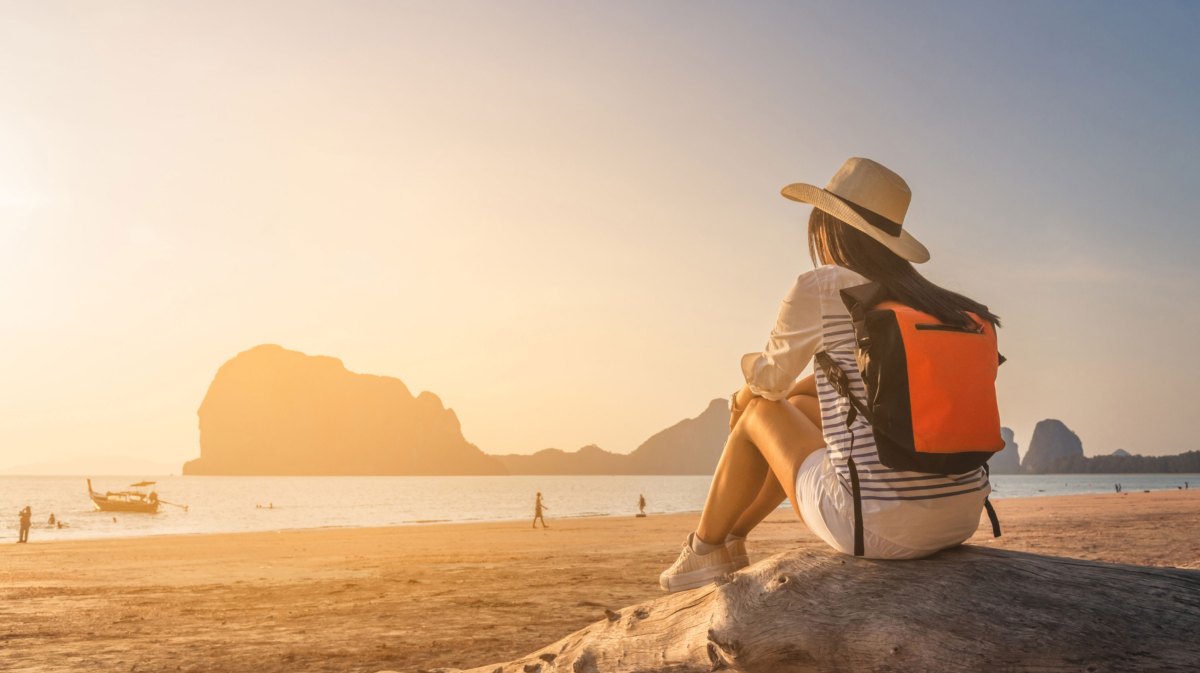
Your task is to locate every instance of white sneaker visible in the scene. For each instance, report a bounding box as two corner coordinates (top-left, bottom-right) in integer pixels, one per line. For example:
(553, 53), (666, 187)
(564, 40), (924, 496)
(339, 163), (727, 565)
(658, 533), (736, 593)
(726, 536), (750, 570)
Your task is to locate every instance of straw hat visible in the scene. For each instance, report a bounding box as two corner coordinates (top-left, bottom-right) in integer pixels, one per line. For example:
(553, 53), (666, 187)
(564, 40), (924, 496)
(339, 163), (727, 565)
(781, 157), (929, 263)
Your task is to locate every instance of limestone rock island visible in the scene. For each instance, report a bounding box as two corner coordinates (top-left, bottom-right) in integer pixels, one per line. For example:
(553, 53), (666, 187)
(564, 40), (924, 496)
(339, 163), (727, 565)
(1021, 418), (1085, 474)
(182, 345), (505, 476)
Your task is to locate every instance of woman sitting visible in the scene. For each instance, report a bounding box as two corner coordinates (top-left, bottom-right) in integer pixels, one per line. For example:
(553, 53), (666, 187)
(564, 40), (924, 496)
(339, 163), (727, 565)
(660, 158), (1000, 592)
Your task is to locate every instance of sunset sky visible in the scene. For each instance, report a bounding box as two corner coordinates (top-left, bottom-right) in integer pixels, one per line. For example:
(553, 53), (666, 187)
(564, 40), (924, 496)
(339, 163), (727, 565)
(2, 1), (1198, 471)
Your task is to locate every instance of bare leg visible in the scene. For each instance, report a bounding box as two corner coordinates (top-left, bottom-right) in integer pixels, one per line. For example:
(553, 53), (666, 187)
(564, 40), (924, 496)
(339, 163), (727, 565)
(727, 394), (823, 538)
(728, 473), (786, 539)
(695, 396), (825, 545)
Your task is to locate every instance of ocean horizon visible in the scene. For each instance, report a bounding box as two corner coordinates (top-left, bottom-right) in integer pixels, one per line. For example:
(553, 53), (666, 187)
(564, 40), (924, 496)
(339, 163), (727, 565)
(3, 473), (1196, 544)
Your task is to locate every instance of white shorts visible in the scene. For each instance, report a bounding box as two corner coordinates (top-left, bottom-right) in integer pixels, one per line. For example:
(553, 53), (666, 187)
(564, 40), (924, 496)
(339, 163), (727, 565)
(795, 448), (987, 560)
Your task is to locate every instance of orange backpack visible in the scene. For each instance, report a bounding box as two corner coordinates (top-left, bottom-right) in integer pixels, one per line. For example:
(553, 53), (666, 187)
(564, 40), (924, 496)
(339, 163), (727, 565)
(815, 282), (1004, 553)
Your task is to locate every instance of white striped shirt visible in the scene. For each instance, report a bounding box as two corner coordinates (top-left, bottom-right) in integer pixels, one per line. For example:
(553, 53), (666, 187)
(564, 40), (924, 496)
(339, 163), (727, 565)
(741, 265), (989, 502)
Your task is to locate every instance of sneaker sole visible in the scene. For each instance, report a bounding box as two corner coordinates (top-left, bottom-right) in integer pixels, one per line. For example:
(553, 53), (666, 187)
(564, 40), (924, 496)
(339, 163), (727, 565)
(659, 562), (736, 593)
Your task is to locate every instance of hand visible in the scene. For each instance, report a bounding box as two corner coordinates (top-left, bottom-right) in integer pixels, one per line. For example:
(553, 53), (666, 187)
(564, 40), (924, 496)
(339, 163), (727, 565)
(729, 387), (747, 430)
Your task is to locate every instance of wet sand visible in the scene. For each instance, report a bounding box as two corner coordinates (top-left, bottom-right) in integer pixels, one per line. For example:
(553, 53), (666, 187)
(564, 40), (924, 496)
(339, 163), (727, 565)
(3, 490), (1198, 673)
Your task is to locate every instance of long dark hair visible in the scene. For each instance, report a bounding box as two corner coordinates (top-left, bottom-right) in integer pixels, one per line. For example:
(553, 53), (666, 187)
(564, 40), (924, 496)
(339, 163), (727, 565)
(808, 209), (1000, 328)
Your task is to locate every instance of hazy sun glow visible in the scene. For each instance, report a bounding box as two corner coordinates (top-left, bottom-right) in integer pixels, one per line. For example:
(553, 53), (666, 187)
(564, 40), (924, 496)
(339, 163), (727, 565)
(2, 1), (1198, 471)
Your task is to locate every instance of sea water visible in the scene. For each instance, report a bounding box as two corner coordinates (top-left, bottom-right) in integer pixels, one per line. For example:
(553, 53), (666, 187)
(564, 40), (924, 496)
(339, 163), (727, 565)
(1, 473), (1196, 543)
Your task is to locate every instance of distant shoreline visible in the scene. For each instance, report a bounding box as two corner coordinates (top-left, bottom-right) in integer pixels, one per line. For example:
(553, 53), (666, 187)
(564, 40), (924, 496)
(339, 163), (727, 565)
(10, 486), (1196, 547)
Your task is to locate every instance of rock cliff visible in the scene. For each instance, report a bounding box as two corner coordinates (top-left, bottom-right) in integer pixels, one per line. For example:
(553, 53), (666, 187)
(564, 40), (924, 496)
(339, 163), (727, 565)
(1021, 419), (1085, 474)
(183, 345), (505, 475)
(988, 426), (1022, 474)
(626, 398), (730, 474)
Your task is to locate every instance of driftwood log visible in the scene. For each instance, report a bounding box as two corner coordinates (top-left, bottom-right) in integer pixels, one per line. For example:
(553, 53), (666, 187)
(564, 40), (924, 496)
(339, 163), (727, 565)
(406, 546), (1200, 673)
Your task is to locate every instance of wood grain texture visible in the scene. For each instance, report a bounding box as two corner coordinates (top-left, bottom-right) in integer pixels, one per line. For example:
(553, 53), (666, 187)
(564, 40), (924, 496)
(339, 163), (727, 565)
(409, 546), (1200, 673)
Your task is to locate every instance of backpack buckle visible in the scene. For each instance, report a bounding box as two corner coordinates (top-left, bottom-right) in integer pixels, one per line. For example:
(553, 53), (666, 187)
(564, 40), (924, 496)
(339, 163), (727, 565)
(830, 369), (852, 399)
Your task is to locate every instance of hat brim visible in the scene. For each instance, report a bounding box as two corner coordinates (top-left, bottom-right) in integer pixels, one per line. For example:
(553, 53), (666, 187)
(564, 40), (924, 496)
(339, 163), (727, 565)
(780, 183), (930, 263)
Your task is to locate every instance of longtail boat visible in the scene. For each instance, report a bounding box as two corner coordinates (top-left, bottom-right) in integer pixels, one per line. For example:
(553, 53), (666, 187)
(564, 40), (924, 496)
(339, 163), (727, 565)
(87, 479), (161, 513)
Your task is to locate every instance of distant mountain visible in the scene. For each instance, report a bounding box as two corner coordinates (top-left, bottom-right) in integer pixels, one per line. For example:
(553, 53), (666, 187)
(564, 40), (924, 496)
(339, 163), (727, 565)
(183, 345), (504, 476)
(496, 444), (627, 475)
(626, 399), (730, 474)
(1022, 419), (1084, 473)
(182, 345), (734, 477)
(988, 427), (1022, 474)
(186, 345), (1199, 479)
(496, 399), (729, 475)
(1017, 419), (1198, 474)
(1049, 450), (1200, 474)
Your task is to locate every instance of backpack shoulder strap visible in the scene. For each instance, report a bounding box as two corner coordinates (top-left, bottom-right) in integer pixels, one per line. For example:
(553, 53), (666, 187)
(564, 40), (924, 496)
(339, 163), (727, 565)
(839, 281), (888, 339)
(982, 463), (1002, 538)
(813, 350), (869, 557)
(813, 351), (872, 426)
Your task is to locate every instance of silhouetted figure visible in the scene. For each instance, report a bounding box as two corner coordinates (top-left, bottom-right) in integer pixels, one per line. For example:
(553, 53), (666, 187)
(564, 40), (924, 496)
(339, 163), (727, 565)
(18, 506), (31, 543)
(532, 492), (548, 528)
(48, 513), (56, 526)
(1115, 483), (1120, 493)
(638, 494), (647, 516)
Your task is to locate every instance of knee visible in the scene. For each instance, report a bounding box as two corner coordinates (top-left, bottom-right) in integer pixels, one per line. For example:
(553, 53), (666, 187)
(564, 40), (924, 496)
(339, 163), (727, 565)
(747, 396), (789, 411)
(731, 398), (769, 439)
(740, 396), (787, 426)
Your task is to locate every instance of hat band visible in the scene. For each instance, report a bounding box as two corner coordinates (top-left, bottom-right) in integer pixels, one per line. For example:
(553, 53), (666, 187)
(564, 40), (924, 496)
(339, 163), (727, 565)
(828, 190), (903, 237)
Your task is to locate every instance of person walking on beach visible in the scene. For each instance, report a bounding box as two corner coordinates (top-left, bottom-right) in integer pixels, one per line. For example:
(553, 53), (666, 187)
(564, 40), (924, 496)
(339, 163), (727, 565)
(660, 158), (1005, 592)
(18, 506), (32, 543)
(532, 492), (548, 528)
(639, 494), (647, 516)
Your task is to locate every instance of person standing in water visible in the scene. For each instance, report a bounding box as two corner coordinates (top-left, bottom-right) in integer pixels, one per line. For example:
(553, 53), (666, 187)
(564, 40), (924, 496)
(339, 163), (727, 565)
(18, 506), (32, 543)
(532, 492), (549, 528)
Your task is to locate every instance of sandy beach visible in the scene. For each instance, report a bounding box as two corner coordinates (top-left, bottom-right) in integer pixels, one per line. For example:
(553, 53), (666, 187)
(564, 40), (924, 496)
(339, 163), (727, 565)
(3, 490), (1198, 673)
